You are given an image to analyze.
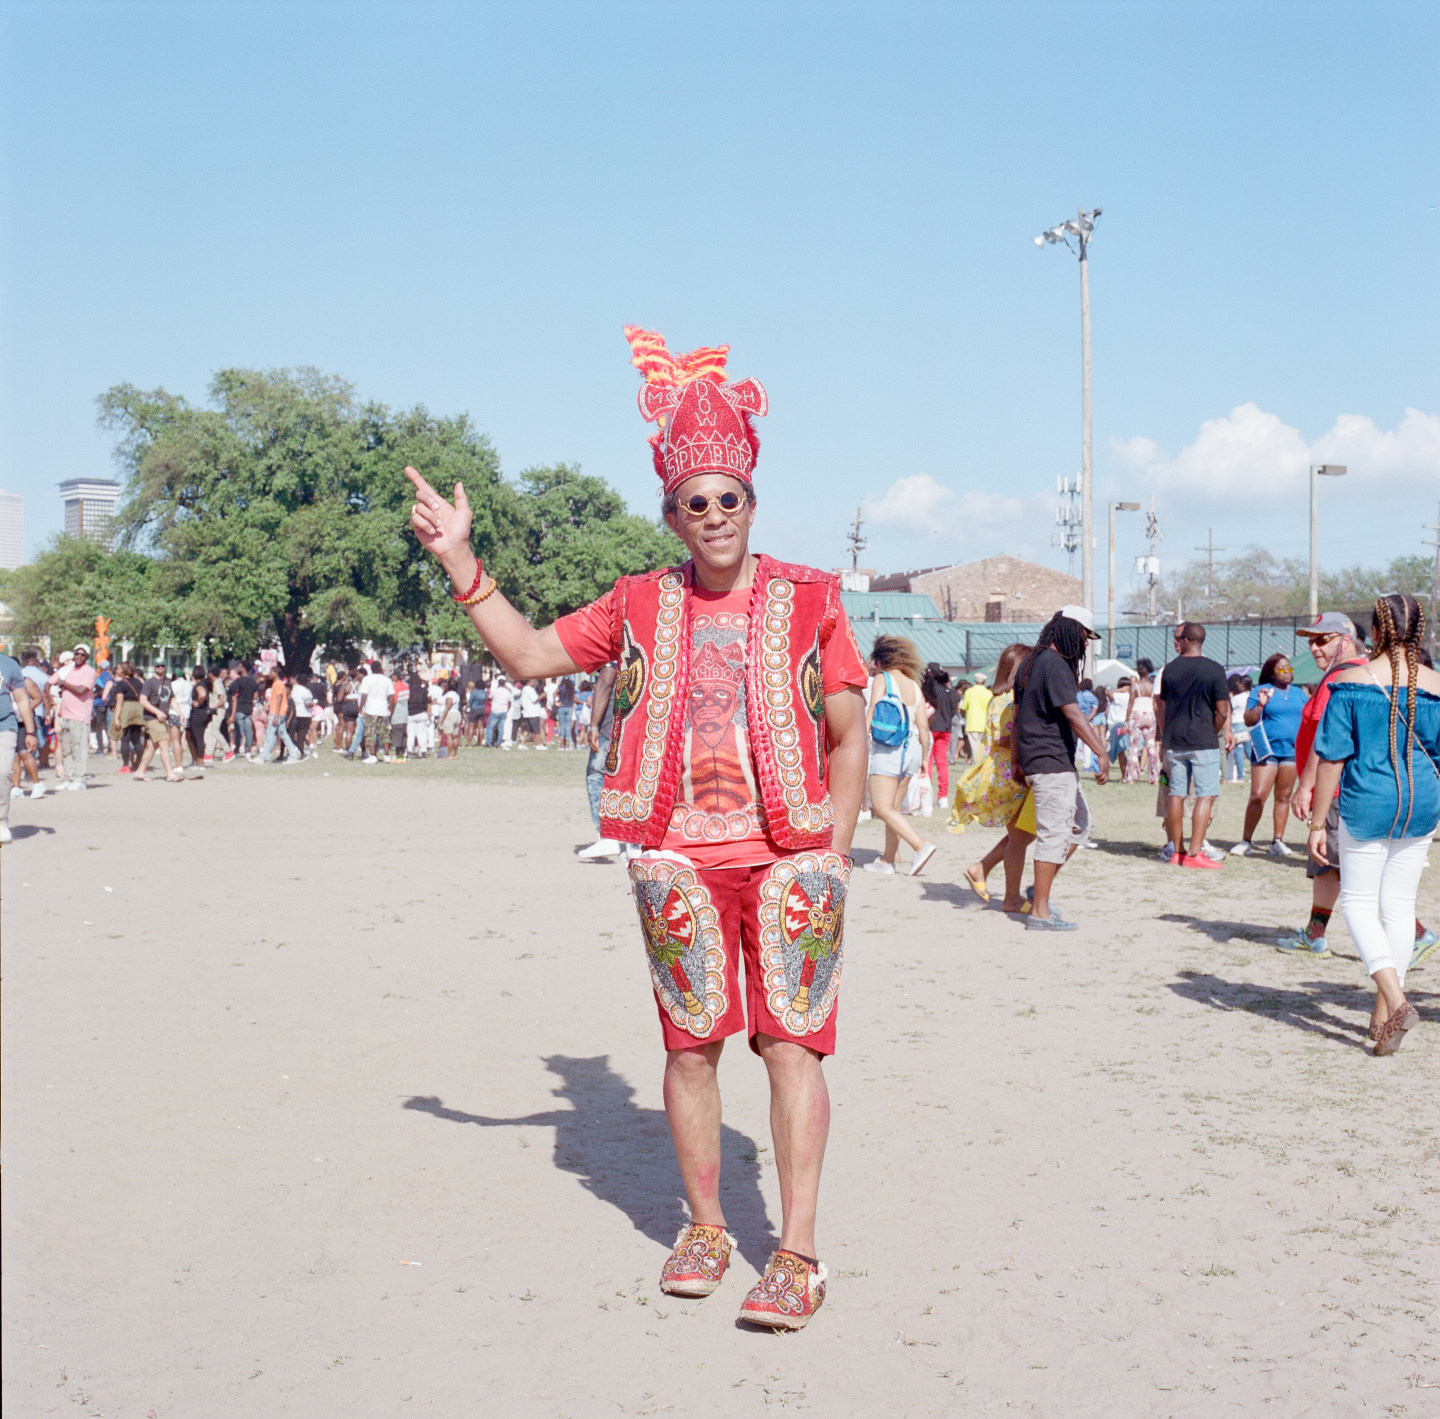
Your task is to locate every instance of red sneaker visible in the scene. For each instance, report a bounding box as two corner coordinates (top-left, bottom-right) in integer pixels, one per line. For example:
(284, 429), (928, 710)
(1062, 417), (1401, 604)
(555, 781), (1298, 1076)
(1182, 853), (1224, 869)
(118, 765), (131, 775)
(658, 1222), (735, 1297)
(738, 1251), (828, 1330)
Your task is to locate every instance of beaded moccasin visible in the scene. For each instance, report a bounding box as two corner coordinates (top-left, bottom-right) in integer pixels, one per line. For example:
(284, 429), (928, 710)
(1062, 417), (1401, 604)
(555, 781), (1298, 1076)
(658, 1222), (736, 1297)
(737, 1250), (828, 1330)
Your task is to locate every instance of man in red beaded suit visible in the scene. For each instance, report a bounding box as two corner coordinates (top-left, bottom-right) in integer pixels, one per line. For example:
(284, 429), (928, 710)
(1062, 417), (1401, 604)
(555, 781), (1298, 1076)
(406, 327), (869, 1330)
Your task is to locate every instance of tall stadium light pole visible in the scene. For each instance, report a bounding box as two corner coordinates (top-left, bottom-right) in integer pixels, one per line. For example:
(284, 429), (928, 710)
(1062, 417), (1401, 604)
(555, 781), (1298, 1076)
(1035, 207), (1102, 671)
(1308, 464), (1347, 617)
(1109, 501), (1141, 659)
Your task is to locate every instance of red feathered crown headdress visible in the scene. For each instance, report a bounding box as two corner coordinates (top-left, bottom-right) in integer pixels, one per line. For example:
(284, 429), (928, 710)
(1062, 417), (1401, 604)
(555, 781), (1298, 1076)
(623, 326), (768, 495)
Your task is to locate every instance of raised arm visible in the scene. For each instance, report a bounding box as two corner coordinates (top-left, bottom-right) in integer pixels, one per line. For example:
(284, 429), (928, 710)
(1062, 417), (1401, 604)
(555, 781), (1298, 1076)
(407, 467), (581, 680)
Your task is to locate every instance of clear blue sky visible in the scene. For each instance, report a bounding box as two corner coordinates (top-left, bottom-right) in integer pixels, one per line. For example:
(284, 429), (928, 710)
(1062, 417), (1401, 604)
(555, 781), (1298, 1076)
(2, 0), (1436, 605)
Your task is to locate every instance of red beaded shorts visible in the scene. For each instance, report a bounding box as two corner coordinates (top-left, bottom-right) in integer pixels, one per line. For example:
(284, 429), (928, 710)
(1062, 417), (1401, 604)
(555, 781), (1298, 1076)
(625, 851), (848, 1056)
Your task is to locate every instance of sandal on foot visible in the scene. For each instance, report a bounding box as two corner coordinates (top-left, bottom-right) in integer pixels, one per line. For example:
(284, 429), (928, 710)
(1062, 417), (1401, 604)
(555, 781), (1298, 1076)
(659, 1222), (735, 1297)
(738, 1250), (828, 1330)
(1373, 1003), (1419, 1056)
(964, 867), (990, 904)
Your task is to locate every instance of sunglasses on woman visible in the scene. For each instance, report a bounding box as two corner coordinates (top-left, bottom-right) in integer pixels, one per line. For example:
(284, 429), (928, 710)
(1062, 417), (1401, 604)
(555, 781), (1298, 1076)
(679, 490), (746, 518)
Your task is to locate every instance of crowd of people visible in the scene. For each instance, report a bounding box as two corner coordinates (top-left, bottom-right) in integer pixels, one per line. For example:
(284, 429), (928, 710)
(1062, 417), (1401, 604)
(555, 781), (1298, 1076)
(915, 597), (1436, 1056)
(0, 646), (600, 838)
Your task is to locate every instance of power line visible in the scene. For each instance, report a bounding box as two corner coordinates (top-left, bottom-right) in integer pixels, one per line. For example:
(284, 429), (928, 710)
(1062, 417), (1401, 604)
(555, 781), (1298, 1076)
(844, 506), (867, 572)
(1195, 528), (1225, 609)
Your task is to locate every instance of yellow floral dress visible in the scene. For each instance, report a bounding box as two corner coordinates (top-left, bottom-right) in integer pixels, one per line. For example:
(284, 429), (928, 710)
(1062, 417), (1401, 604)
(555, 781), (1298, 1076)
(948, 690), (1027, 832)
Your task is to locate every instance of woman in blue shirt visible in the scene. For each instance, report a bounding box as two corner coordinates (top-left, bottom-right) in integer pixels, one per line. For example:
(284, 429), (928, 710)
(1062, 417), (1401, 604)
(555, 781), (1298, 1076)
(1311, 594), (1440, 1056)
(1234, 653), (1308, 857)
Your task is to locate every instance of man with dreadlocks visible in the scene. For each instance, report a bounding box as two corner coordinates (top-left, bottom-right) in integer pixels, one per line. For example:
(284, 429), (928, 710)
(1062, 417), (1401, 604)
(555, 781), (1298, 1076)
(1013, 606), (1110, 929)
(1310, 594), (1440, 1055)
(405, 327), (869, 1328)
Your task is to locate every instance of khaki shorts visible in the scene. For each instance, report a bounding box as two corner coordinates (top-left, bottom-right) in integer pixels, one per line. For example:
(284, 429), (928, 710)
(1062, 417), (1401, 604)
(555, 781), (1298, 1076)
(144, 719), (166, 745)
(1028, 770), (1092, 864)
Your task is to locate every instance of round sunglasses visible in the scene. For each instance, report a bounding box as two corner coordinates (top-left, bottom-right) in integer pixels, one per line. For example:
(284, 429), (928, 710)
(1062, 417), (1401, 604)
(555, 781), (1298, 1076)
(679, 490), (746, 518)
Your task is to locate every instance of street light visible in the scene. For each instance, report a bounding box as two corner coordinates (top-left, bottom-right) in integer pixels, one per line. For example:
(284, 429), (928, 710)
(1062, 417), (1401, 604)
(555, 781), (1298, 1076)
(1035, 206), (1102, 670)
(1109, 501), (1141, 659)
(1309, 464), (1347, 617)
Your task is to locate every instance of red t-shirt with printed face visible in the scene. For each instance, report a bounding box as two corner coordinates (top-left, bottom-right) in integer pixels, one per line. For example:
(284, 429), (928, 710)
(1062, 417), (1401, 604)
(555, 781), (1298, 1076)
(555, 579), (867, 867)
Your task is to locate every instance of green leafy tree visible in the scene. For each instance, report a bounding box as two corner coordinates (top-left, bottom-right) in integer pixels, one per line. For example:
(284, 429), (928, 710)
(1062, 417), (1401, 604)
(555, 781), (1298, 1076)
(502, 463), (683, 625)
(91, 367), (682, 668)
(99, 367), (525, 668)
(0, 535), (180, 655)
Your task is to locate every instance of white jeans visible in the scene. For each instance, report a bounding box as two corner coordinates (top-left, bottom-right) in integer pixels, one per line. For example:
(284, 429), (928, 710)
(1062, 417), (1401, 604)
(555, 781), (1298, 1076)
(1337, 820), (1433, 984)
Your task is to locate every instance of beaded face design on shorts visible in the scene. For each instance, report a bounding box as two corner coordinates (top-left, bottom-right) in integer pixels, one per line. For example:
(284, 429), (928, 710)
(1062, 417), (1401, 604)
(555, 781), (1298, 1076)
(626, 856), (727, 1038)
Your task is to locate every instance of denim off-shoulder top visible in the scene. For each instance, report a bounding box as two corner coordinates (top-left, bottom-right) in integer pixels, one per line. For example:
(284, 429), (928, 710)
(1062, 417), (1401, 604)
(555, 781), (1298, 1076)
(1313, 680), (1440, 840)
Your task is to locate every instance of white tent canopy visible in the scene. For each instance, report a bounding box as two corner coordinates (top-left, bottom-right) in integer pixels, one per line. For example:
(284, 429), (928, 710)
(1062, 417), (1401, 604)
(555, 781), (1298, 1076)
(1092, 657), (1134, 690)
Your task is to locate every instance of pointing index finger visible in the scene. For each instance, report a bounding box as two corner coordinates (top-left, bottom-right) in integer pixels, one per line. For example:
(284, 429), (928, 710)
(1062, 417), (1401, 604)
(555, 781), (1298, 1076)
(404, 465), (445, 507)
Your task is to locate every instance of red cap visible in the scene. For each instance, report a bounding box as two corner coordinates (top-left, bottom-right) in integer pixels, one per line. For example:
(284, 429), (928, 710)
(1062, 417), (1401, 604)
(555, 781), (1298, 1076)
(624, 326), (768, 494)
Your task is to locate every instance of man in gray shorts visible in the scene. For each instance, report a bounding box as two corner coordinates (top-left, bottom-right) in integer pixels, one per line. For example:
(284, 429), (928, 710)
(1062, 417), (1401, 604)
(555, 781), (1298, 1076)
(1013, 607), (1110, 931)
(1157, 623), (1233, 869)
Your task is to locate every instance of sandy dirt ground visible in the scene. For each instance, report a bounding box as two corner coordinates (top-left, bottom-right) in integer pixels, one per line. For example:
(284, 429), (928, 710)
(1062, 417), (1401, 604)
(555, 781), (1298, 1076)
(3, 748), (1438, 1418)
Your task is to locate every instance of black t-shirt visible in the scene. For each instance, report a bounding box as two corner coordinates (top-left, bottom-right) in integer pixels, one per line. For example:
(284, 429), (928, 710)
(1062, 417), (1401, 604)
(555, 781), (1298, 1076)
(1159, 654), (1229, 750)
(557, 678), (576, 708)
(408, 675), (428, 715)
(143, 676), (172, 714)
(231, 674), (257, 715)
(1015, 649), (1079, 776)
(926, 684), (955, 735)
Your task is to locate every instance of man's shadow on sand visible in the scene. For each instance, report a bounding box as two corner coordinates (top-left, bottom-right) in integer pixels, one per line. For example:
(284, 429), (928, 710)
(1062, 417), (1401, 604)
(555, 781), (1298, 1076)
(403, 1054), (777, 1270)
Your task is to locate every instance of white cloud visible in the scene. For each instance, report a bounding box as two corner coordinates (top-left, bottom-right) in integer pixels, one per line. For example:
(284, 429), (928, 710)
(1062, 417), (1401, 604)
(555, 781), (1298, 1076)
(858, 474), (1062, 571)
(862, 474), (1033, 538)
(1114, 404), (1440, 501)
(1109, 435), (1159, 469)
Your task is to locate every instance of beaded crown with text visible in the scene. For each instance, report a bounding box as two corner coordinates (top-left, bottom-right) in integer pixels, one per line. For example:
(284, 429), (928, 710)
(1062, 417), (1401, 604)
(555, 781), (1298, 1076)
(624, 326), (768, 495)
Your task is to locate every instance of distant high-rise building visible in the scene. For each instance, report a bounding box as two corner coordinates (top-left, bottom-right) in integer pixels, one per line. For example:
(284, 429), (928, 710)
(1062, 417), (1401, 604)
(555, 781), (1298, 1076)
(0, 491), (21, 569)
(59, 478), (121, 549)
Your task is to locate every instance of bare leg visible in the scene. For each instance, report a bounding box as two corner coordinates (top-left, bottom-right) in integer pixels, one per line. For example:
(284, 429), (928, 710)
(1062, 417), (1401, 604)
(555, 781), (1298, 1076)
(868, 773), (925, 858)
(1165, 794), (1186, 854)
(663, 1040), (727, 1229)
(1243, 763), (1276, 842)
(757, 1035), (830, 1258)
(1188, 796), (1217, 857)
(999, 824), (1035, 911)
(1272, 764), (1297, 842)
(967, 834), (1008, 893)
(1031, 858), (1061, 920)
(1369, 967), (1408, 1035)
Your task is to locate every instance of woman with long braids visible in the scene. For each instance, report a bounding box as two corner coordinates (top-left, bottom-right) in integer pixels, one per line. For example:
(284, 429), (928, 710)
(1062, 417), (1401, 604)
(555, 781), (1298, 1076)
(1013, 607), (1109, 930)
(1310, 594), (1440, 1055)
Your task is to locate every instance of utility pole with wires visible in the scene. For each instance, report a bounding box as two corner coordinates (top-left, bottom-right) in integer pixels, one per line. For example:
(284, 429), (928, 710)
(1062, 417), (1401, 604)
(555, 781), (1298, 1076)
(1195, 528), (1225, 612)
(1425, 500), (1440, 654)
(1138, 496), (1163, 623)
(845, 506), (867, 572)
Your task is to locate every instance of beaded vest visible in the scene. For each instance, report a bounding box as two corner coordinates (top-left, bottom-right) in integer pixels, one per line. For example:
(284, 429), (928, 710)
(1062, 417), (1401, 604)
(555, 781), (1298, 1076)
(597, 555), (838, 850)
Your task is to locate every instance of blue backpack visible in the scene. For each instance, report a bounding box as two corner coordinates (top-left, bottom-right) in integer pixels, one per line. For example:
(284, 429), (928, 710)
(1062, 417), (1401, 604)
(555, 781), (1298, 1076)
(870, 671), (911, 747)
